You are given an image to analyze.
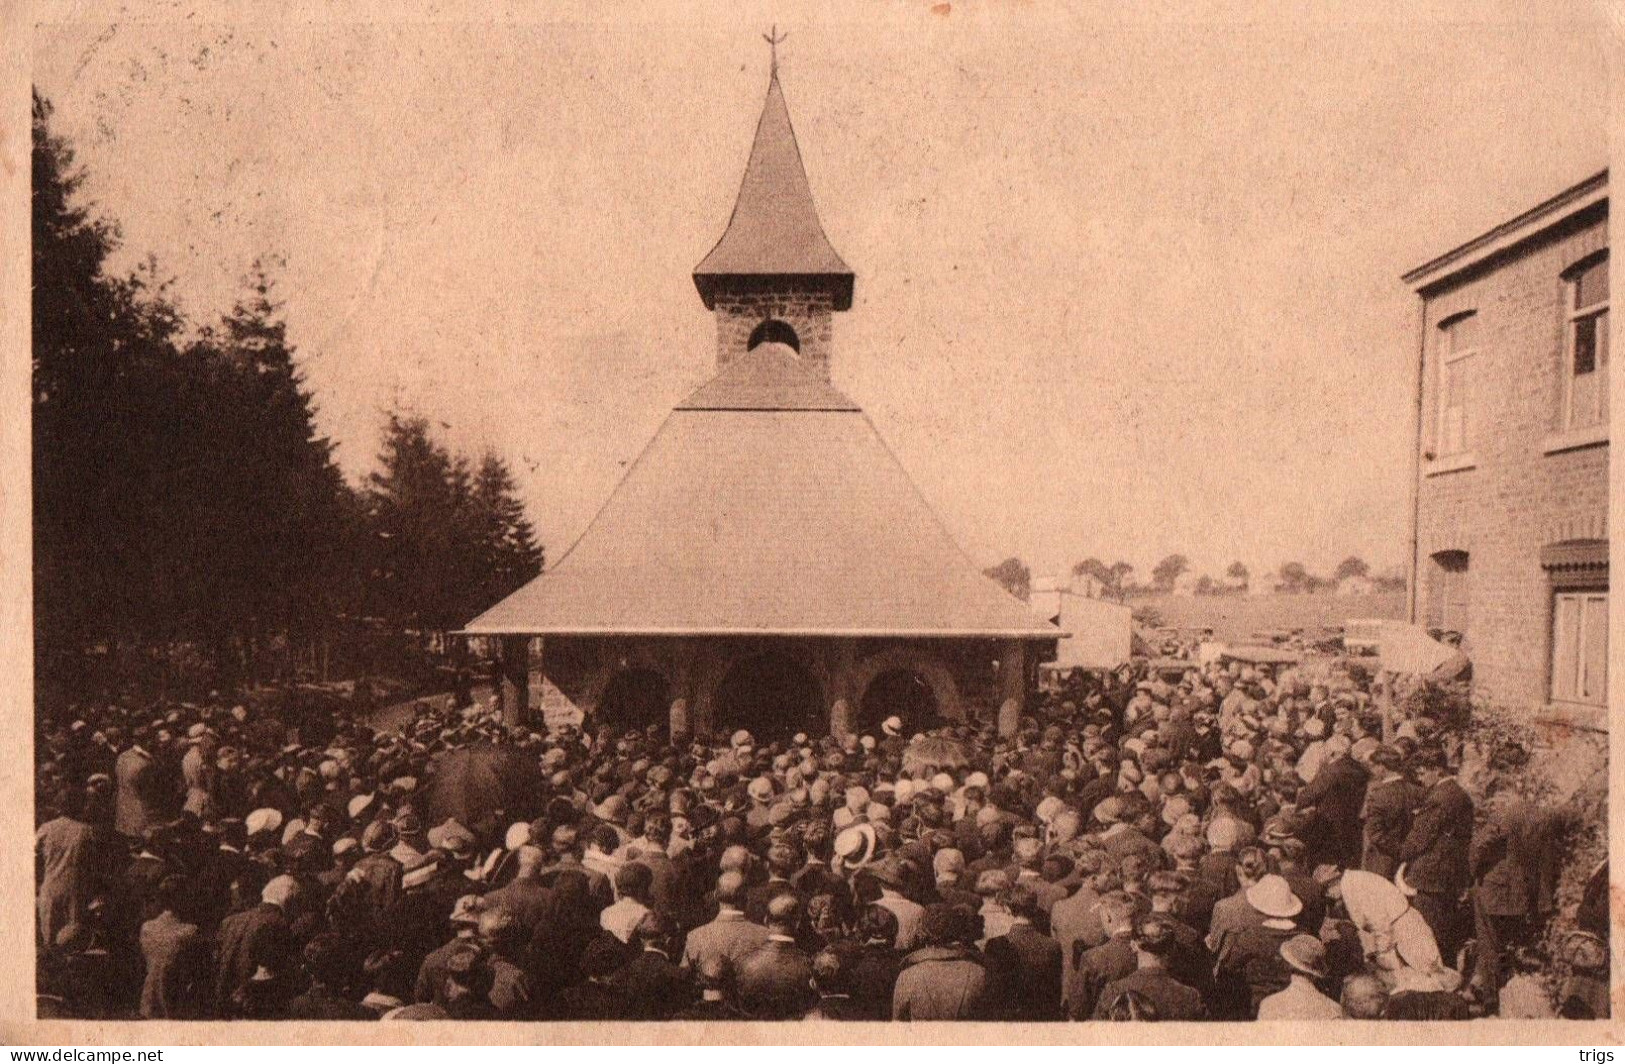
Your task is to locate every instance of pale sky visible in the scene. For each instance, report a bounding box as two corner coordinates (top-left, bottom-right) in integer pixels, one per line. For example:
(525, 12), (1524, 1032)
(33, 2), (1611, 586)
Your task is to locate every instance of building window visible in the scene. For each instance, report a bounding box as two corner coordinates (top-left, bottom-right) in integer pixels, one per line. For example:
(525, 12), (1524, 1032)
(1544, 539), (1608, 709)
(1435, 313), (1478, 456)
(1552, 591), (1607, 707)
(1426, 549), (1470, 639)
(1563, 254), (1608, 431)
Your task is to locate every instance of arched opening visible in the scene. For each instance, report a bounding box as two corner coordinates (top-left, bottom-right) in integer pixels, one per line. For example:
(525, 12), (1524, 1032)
(595, 668), (669, 737)
(714, 651), (822, 741)
(747, 318), (801, 353)
(859, 667), (943, 738)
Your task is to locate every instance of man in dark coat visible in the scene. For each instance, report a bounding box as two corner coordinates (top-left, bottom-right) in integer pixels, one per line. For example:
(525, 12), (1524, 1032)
(1467, 790), (1571, 1008)
(285, 934), (375, 1020)
(983, 884), (1063, 1020)
(1360, 745), (1415, 878)
(1398, 746), (1474, 961)
(482, 844), (553, 937)
(802, 949), (868, 1021)
(1296, 736), (1369, 870)
(214, 874), (300, 1017)
(556, 936), (629, 1020)
(891, 904), (994, 1021)
(744, 840), (805, 925)
(114, 739), (179, 840)
(1093, 916), (1206, 1021)
(1067, 893), (1138, 1020)
(844, 906), (903, 1021)
(734, 894), (816, 1019)
(608, 911), (693, 1020)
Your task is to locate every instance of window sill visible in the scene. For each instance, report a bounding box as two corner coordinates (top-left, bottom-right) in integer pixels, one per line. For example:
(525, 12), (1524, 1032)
(1542, 424), (1609, 455)
(1538, 701), (1608, 733)
(1424, 452), (1477, 476)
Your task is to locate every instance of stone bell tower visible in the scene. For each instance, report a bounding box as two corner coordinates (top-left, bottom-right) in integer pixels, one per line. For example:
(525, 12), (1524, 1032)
(692, 62), (854, 382)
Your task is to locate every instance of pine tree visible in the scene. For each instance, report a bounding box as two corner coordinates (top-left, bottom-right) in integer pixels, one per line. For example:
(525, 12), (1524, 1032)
(211, 260), (353, 673)
(367, 412), (465, 632)
(471, 451), (544, 612)
(33, 91), (188, 673)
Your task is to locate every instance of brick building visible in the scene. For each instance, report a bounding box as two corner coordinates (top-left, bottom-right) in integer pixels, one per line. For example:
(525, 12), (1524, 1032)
(1404, 170), (1608, 718)
(463, 65), (1061, 740)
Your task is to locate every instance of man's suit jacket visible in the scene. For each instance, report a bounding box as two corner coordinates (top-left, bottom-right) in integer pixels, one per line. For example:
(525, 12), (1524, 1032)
(1361, 775), (1417, 877)
(1471, 798), (1567, 918)
(213, 902), (294, 1014)
(735, 937), (817, 1019)
(1399, 778), (1473, 896)
(1049, 884), (1104, 990)
(984, 922), (1063, 1020)
(114, 748), (178, 838)
(1298, 754), (1369, 866)
(608, 948), (694, 1020)
(1068, 933), (1136, 1020)
(681, 909), (771, 976)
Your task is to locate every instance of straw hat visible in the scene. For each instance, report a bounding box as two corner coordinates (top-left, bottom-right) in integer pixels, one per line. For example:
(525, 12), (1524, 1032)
(832, 823), (877, 871)
(1245, 874), (1304, 919)
(1280, 934), (1328, 978)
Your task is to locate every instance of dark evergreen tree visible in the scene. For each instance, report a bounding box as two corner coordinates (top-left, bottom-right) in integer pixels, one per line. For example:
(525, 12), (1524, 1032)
(366, 413), (467, 632)
(211, 261), (354, 676)
(33, 90), (187, 674)
(470, 451), (544, 612)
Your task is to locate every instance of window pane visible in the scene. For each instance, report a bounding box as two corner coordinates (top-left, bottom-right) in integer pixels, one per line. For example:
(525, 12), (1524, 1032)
(1440, 358), (1468, 453)
(1582, 594), (1608, 703)
(1569, 313), (1604, 429)
(1576, 258), (1609, 310)
(1602, 311), (1610, 422)
(1571, 373), (1600, 428)
(1574, 315), (1598, 375)
(1553, 593), (1581, 701)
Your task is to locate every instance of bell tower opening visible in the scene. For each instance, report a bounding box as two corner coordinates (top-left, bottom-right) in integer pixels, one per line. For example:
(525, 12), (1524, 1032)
(748, 319), (801, 353)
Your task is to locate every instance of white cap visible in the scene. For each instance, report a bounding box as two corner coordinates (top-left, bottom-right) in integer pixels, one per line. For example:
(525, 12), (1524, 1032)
(245, 807), (284, 837)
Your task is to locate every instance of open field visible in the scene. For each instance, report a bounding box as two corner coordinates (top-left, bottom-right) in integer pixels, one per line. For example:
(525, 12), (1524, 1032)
(1131, 590), (1407, 642)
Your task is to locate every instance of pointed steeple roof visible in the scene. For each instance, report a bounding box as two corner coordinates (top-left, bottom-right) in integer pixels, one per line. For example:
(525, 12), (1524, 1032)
(693, 70), (854, 310)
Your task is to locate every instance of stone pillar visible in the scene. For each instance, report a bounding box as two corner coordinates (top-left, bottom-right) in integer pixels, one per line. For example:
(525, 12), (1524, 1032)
(829, 639), (858, 740)
(669, 642), (695, 743)
(690, 641), (718, 742)
(997, 638), (1026, 739)
(498, 635), (530, 727)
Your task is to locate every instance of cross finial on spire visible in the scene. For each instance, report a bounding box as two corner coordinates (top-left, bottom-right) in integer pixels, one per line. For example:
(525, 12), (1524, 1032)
(762, 24), (787, 76)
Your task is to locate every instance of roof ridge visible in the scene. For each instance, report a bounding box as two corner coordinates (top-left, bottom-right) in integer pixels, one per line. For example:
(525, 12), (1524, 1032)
(675, 342), (861, 411)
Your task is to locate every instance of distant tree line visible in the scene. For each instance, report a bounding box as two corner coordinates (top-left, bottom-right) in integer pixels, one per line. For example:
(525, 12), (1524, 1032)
(983, 550), (1403, 603)
(32, 92), (541, 693)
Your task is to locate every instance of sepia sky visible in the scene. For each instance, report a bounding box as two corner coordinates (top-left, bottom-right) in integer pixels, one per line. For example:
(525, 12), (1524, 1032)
(32, 2), (1611, 586)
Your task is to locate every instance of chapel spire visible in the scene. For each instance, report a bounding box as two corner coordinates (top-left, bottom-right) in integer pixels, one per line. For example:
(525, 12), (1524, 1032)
(692, 54), (854, 314)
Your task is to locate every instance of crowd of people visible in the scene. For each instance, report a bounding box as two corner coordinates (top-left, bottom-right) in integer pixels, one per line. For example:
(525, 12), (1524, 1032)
(35, 652), (1611, 1023)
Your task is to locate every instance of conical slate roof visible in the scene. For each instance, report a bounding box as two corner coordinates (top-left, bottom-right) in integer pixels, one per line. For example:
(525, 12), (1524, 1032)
(693, 71), (854, 310)
(464, 346), (1059, 639)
